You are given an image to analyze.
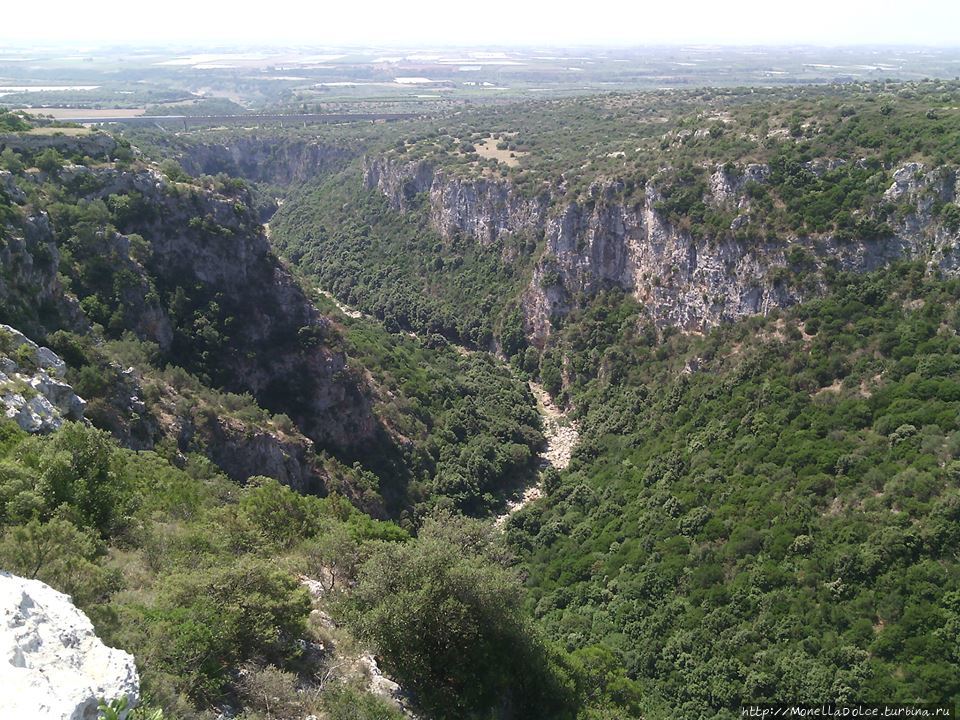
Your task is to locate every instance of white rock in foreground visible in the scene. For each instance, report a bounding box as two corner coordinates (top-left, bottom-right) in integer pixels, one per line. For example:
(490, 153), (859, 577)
(0, 571), (139, 719)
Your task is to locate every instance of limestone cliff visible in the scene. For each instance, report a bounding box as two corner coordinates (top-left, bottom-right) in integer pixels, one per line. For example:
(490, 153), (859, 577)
(164, 134), (361, 187)
(1, 151), (377, 492)
(364, 155), (549, 246)
(0, 324), (85, 433)
(0, 194), (76, 335)
(43, 163), (376, 452)
(363, 156), (960, 340)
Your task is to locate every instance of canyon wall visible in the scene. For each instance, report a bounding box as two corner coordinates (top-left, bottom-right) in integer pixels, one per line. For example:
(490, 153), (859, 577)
(364, 156), (960, 340)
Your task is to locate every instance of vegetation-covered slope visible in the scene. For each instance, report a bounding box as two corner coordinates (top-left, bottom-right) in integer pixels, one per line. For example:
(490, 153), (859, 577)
(0, 113), (581, 719)
(5, 71), (960, 720)
(508, 264), (960, 716)
(272, 168), (534, 349)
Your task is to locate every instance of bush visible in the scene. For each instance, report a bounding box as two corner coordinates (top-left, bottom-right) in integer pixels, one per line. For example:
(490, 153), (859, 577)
(140, 558), (311, 701)
(36, 148), (64, 174)
(345, 516), (578, 719)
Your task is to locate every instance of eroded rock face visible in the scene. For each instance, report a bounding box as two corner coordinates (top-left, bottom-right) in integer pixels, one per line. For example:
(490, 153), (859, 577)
(0, 324), (85, 433)
(365, 156), (960, 340)
(40, 165), (375, 453)
(0, 211), (76, 335)
(172, 135), (360, 188)
(364, 156), (549, 246)
(0, 572), (139, 720)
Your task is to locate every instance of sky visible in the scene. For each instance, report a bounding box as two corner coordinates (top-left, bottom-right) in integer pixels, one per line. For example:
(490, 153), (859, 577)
(2, 0), (959, 47)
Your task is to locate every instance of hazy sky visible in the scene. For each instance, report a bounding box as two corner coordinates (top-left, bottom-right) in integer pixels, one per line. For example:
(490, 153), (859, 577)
(3, 0), (959, 46)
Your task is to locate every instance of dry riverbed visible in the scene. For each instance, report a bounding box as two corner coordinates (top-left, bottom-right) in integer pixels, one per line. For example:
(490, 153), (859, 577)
(495, 381), (578, 525)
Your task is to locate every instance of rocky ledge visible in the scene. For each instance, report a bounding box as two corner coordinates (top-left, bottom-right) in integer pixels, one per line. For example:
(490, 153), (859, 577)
(0, 571), (139, 719)
(0, 324), (85, 433)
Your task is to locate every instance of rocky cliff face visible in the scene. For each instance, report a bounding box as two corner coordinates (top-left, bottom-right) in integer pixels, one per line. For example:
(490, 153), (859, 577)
(364, 156), (960, 340)
(171, 135), (360, 187)
(0, 571), (139, 720)
(48, 164), (375, 453)
(364, 156), (549, 246)
(1, 153), (377, 491)
(0, 324), (85, 433)
(0, 197), (76, 335)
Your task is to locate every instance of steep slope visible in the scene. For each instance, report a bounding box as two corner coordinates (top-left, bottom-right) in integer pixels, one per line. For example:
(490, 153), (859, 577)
(504, 267), (960, 717)
(364, 153), (958, 339)
(263, 82), (960, 718)
(267, 81), (960, 351)
(0, 127), (377, 497)
(121, 126), (375, 191)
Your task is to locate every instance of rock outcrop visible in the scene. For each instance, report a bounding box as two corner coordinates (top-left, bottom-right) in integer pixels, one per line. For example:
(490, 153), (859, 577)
(298, 576), (418, 718)
(174, 407), (329, 494)
(167, 135), (361, 187)
(0, 571), (139, 720)
(0, 324), (85, 433)
(2, 139), (378, 490)
(0, 130), (117, 160)
(364, 156), (960, 340)
(0, 208), (74, 335)
(364, 156), (549, 246)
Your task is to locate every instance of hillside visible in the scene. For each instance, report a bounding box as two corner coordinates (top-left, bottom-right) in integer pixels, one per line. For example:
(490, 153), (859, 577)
(264, 80), (960, 718)
(0, 115), (570, 719)
(1, 75), (959, 720)
(508, 267), (960, 716)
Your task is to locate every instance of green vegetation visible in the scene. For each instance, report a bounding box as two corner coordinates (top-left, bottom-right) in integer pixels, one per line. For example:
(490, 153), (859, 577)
(0, 110), (30, 132)
(344, 513), (581, 719)
(272, 168), (537, 349)
(4, 75), (960, 719)
(0, 418), (417, 718)
(392, 79), (960, 195)
(509, 264), (960, 717)
(0, 418), (610, 720)
(314, 293), (543, 518)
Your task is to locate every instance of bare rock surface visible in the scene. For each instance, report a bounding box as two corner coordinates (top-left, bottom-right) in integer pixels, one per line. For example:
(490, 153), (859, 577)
(0, 571), (139, 720)
(0, 324), (85, 433)
(365, 156), (960, 339)
(496, 381), (579, 526)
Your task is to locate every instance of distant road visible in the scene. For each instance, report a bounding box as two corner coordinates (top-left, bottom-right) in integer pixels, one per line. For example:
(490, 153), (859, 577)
(52, 112), (422, 127)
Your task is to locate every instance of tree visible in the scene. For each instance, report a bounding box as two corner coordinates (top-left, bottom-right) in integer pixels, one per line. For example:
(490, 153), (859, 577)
(141, 558), (311, 701)
(0, 148), (24, 173)
(35, 148), (64, 174)
(158, 159), (190, 183)
(238, 476), (326, 547)
(25, 422), (135, 537)
(300, 524), (362, 592)
(345, 515), (577, 719)
(499, 307), (528, 358)
(0, 517), (117, 608)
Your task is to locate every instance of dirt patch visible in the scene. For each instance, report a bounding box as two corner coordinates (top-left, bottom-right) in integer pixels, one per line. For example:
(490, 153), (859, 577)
(473, 136), (527, 167)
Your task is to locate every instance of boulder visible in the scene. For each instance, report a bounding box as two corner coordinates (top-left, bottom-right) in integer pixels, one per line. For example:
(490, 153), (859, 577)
(0, 572), (139, 719)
